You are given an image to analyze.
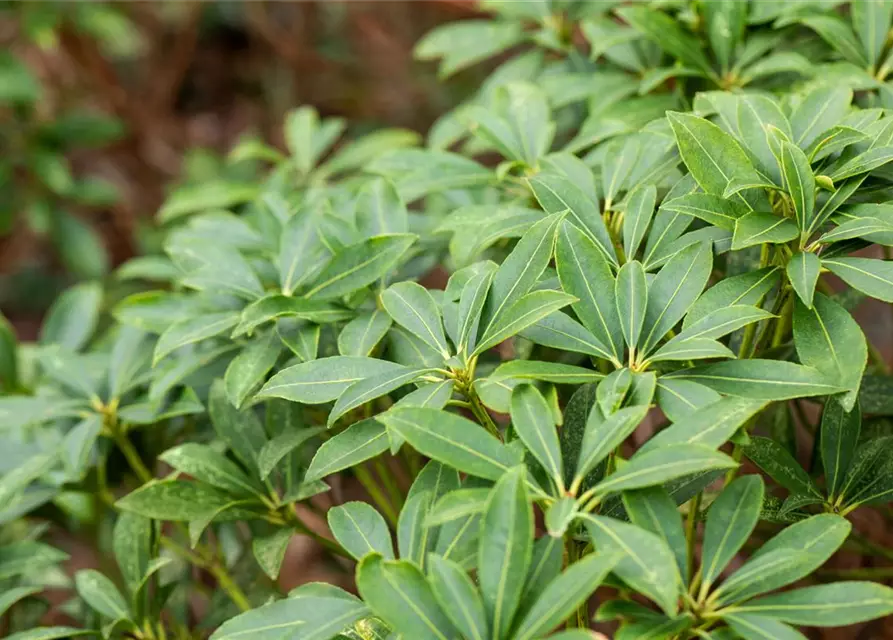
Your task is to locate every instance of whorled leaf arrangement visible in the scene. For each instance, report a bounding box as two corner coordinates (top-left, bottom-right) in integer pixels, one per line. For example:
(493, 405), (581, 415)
(5, 1), (893, 639)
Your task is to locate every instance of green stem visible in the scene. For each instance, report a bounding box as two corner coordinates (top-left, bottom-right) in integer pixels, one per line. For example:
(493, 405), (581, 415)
(468, 386), (501, 440)
(685, 492), (702, 583)
(373, 458), (404, 514)
(209, 563), (252, 612)
(113, 428), (153, 484)
(355, 463), (399, 526)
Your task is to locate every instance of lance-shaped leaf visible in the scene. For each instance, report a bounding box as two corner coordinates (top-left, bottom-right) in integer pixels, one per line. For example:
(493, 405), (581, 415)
(667, 111), (763, 209)
(75, 570), (131, 621)
(153, 312), (240, 364)
(555, 220), (623, 361)
(821, 397), (861, 499)
(456, 263), (496, 356)
(853, 0), (893, 67)
(615, 6), (712, 73)
(722, 613), (810, 640)
(40, 281), (103, 351)
(467, 83), (553, 165)
(513, 551), (620, 640)
(208, 380), (267, 474)
(656, 379), (721, 423)
(790, 85), (852, 149)
(734, 582), (893, 627)
(787, 251), (821, 308)
(582, 514), (681, 616)
(641, 396), (767, 454)
(116, 480), (239, 522)
(528, 174), (616, 266)
(647, 338), (733, 363)
(380, 408), (519, 481)
(210, 584), (369, 640)
(305, 419), (389, 481)
(732, 213), (799, 250)
(622, 184), (656, 259)
(591, 445), (736, 497)
(223, 332), (282, 408)
(234, 295), (350, 338)
(481, 212), (564, 331)
(474, 290), (576, 356)
(328, 501), (394, 561)
(616, 260), (648, 353)
(258, 356), (404, 404)
(817, 216), (893, 245)
(663, 359), (843, 400)
(398, 490), (434, 567)
(257, 427), (324, 479)
(159, 444), (263, 498)
(622, 487), (688, 582)
(672, 305), (774, 344)
(520, 311), (614, 360)
(253, 528), (294, 580)
(661, 193), (748, 232)
(793, 293), (867, 411)
(641, 241), (712, 355)
(779, 141), (815, 234)
(304, 234), (416, 300)
(337, 310), (392, 357)
(328, 366), (433, 427)
(823, 257), (893, 302)
(113, 512), (151, 597)
(597, 368), (632, 417)
(356, 177), (408, 236)
(830, 146), (893, 181)
(701, 476), (764, 590)
(744, 436), (821, 498)
(427, 554), (488, 640)
(574, 405), (649, 487)
(685, 268), (779, 328)
(479, 467), (533, 640)
(381, 281), (450, 358)
(278, 206), (324, 295)
(511, 384), (563, 488)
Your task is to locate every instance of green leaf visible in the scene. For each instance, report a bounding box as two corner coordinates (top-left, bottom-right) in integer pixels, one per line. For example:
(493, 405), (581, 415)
(427, 554), (488, 640)
(582, 514), (681, 617)
(656, 379), (721, 423)
(667, 111), (762, 209)
(482, 212), (563, 332)
(591, 445), (736, 497)
(426, 489), (491, 527)
(798, 15), (867, 68)
(806, 126), (869, 163)
(6, 628), (95, 640)
(467, 83), (554, 165)
(355, 177), (408, 236)
(732, 213), (799, 250)
(615, 6), (712, 74)
(305, 234), (416, 300)
(381, 408), (519, 482)
(116, 480), (236, 522)
(159, 443), (262, 498)
(0, 586), (40, 618)
(779, 141), (815, 233)
(836, 435), (893, 507)
(328, 501), (394, 561)
(623, 184), (656, 259)
(794, 293), (866, 411)
(305, 419), (389, 481)
(278, 206), (324, 295)
(664, 359), (843, 400)
(479, 466), (532, 640)
(210, 584), (368, 640)
(601, 138), (639, 207)
(786, 252), (821, 308)
(381, 281), (449, 358)
(252, 527), (293, 580)
(284, 106), (344, 174)
(544, 496), (577, 538)
(113, 512), (151, 597)
(258, 427), (324, 479)
(208, 379), (267, 475)
(714, 513), (850, 604)
(574, 405), (650, 487)
(153, 312), (240, 365)
(661, 193), (748, 232)
(336, 310), (391, 357)
(555, 220), (623, 361)
(259, 356), (404, 404)
(398, 491), (434, 567)
(744, 436), (820, 498)
(474, 290), (576, 356)
(531, 175), (616, 268)
(520, 311), (615, 361)
(853, 0), (893, 68)
(40, 282), (102, 351)
(0, 312), (17, 392)
(158, 182), (258, 223)
(823, 257), (893, 302)
(818, 216), (893, 245)
(615, 260), (648, 352)
(672, 305), (773, 344)
(622, 487), (688, 582)
(701, 476), (764, 590)
(735, 582), (893, 626)
(513, 551), (620, 640)
(223, 332), (282, 408)
(329, 366), (432, 427)
(234, 296), (350, 338)
(684, 268), (779, 329)
(790, 86), (853, 149)
(641, 242), (712, 355)
(597, 368), (632, 416)
(415, 20), (526, 79)
(830, 146), (893, 180)
(179, 245), (264, 301)
(456, 263), (496, 357)
(722, 613), (808, 640)
(511, 384), (563, 487)
(821, 397), (861, 499)
(641, 396), (767, 454)
(356, 554), (458, 639)
(75, 569), (130, 620)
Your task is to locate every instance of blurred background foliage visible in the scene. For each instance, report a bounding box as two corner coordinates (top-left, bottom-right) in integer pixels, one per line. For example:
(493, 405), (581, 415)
(0, 0), (483, 335)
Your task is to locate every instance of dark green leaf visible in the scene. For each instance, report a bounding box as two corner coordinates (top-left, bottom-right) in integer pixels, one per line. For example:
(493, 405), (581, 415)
(511, 384), (563, 487)
(305, 419), (389, 481)
(736, 582), (893, 626)
(305, 234), (416, 300)
(701, 476), (764, 590)
(615, 260), (648, 352)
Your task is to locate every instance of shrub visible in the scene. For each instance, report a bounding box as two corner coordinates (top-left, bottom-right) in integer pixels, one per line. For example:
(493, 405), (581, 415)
(4, 1), (893, 639)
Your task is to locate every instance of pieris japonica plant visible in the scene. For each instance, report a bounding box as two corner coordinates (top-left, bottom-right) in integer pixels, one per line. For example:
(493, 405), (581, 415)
(5, 1), (893, 639)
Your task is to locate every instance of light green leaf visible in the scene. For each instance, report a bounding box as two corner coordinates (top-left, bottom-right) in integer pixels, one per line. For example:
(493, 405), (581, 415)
(427, 554), (488, 640)
(223, 332), (282, 408)
(257, 427), (324, 479)
(337, 310), (392, 357)
(259, 356), (404, 404)
(415, 20), (526, 79)
(305, 419), (389, 481)
(823, 257), (893, 302)
(852, 0), (893, 68)
(623, 184), (656, 259)
(798, 15), (867, 68)
(735, 582), (893, 626)
(787, 252), (821, 308)
(732, 213), (799, 250)
(641, 396), (767, 454)
(490, 360), (604, 385)
(646, 338), (734, 363)
(821, 397), (861, 500)
(520, 311), (614, 360)
(75, 569), (130, 620)
(479, 467), (532, 640)
(817, 216), (893, 244)
(664, 359), (843, 399)
(115, 480), (236, 522)
(474, 290), (576, 356)
(304, 234), (415, 300)
(208, 379), (267, 475)
(701, 476), (764, 590)
(456, 263), (496, 357)
(511, 384), (563, 487)
(597, 368), (632, 417)
(357, 554), (458, 639)
(790, 86), (852, 150)
(622, 487), (688, 582)
(153, 312), (240, 365)
(684, 268), (779, 329)
(830, 146), (893, 180)
(662, 193), (748, 232)
(356, 177), (408, 236)
(722, 613), (808, 640)
(113, 512), (151, 597)
(381, 281), (449, 358)
(615, 6), (712, 73)
(40, 282), (103, 351)
(615, 260), (648, 352)
(235, 295), (350, 338)
(574, 405), (650, 486)
(159, 443), (263, 498)
(655, 379), (721, 423)
(328, 501), (394, 561)
(329, 366), (432, 427)
(779, 141), (815, 233)
(252, 527), (294, 580)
